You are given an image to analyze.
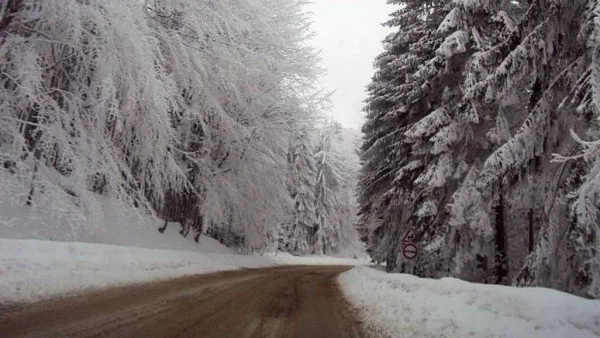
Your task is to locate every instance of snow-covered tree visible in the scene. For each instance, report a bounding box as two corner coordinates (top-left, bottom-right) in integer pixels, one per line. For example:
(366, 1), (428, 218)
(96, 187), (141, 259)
(360, 0), (599, 298)
(359, 0), (450, 267)
(511, 0), (600, 298)
(283, 126), (318, 254)
(455, 0), (596, 295)
(359, 0), (485, 273)
(0, 0), (328, 252)
(0, 0), (189, 215)
(313, 120), (361, 255)
(281, 120), (362, 256)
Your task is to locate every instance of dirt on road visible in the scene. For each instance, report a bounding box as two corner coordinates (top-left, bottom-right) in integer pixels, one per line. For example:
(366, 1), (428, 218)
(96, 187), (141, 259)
(0, 265), (365, 338)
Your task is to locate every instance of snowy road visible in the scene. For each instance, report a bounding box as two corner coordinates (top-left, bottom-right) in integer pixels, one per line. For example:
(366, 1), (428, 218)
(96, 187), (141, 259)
(0, 265), (364, 338)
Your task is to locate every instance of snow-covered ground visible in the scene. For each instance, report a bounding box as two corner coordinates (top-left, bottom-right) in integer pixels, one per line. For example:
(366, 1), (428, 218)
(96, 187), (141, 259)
(265, 252), (369, 266)
(339, 266), (600, 338)
(0, 232), (364, 303)
(0, 238), (366, 304)
(0, 238), (271, 304)
(0, 186), (235, 254)
(0, 187), (366, 304)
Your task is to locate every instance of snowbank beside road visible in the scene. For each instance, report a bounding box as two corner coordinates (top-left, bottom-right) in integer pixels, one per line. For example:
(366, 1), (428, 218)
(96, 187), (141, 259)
(0, 189), (236, 255)
(266, 252), (369, 266)
(339, 266), (600, 338)
(0, 184), (366, 305)
(0, 238), (274, 304)
(0, 238), (366, 304)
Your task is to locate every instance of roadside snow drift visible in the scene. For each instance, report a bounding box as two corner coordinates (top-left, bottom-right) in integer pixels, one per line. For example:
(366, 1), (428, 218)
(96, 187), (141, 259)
(0, 238), (275, 304)
(339, 267), (600, 338)
(265, 252), (369, 266)
(0, 238), (366, 304)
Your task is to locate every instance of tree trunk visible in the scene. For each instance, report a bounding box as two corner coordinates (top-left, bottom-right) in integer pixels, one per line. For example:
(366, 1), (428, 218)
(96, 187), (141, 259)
(26, 162), (37, 207)
(180, 219), (191, 237)
(0, 0), (22, 32)
(528, 208), (534, 253)
(158, 220), (168, 234)
(494, 187), (508, 284)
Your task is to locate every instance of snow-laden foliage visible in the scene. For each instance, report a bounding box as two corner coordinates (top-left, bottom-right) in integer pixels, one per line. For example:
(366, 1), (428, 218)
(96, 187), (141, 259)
(359, 0), (456, 268)
(282, 126), (318, 253)
(360, 0), (600, 298)
(313, 121), (361, 255)
(281, 121), (362, 255)
(0, 0), (361, 254)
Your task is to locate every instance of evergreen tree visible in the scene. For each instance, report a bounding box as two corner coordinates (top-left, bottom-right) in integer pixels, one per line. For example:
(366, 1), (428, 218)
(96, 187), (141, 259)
(360, 0), (448, 267)
(437, 0), (522, 283)
(281, 121), (362, 256)
(314, 120), (346, 254)
(360, 0), (600, 298)
(360, 0), (479, 273)
(283, 127), (318, 254)
(511, 0), (600, 298)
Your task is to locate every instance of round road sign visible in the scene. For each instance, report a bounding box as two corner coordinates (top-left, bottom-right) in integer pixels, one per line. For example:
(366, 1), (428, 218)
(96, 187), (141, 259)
(402, 243), (418, 260)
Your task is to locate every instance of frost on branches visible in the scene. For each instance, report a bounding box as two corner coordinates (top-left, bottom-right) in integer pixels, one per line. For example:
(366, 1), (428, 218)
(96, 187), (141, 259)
(359, 0), (600, 298)
(0, 0), (361, 255)
(280, 120), (362, 256)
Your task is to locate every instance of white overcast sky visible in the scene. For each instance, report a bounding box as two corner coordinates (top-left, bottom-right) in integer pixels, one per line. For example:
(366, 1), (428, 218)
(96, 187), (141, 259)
(308, 0), (392, 129)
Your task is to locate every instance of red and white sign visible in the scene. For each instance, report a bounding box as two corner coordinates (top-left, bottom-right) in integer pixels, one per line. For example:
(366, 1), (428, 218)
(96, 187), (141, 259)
(401, 228), (418, 260)
(402, 243), (418, 260)
(402, 228), (416, 243)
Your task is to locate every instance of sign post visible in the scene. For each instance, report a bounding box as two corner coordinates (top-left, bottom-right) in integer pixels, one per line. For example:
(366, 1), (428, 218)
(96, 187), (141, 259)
(401, 228), (418, 260)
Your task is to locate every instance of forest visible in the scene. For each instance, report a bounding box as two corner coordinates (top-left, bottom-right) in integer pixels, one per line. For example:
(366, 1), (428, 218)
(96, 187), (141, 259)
(1, 0), (598, 301)
(358, 0), (600, 298)
(0, 0), (361, 256)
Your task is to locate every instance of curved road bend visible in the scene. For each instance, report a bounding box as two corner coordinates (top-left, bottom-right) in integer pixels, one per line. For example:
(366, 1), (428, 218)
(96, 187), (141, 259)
(0, 265), (365, 338)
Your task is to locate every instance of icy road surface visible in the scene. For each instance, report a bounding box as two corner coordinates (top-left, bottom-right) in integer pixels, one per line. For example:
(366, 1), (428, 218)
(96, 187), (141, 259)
(0, 265), (364, 338)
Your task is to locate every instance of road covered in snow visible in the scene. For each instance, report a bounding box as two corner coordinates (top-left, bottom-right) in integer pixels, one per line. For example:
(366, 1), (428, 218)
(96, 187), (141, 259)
(0, 265), (364, 338)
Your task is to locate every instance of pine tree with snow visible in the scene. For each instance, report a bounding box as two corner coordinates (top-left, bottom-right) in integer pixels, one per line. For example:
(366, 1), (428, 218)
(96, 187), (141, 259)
(313, 120), (353, 254)
(359, 0), (600, 298)
(359, 0), (450, 267)
(432, 0), (524, 284)
(283, 127), (318, 254)
(508, 0), (600, 298)
(359, 0), (486, 274)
